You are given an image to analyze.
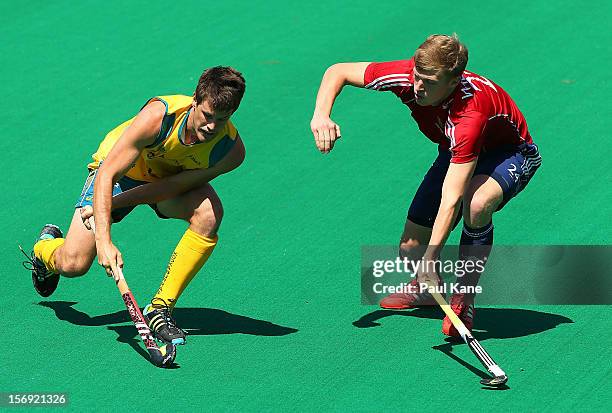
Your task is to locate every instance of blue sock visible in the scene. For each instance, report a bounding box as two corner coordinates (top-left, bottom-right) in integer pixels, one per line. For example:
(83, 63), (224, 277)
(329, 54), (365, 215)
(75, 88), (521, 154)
(458, 222), (494, 295)
(461, 221), (494, 247)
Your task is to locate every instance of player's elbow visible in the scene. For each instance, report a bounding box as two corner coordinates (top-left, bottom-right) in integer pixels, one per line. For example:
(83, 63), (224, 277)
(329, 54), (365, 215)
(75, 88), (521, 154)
(325, 64), (350, 86)
(97, 163), (120, 185)
(325, 63), (341, 75)
(231, 137), (246, 169)
(237, 138), (246, 162)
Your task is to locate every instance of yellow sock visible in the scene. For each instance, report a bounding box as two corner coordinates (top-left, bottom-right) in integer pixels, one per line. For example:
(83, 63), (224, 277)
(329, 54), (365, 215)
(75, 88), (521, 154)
(154, 228), (217, 308)
(33, 238), (64, 274)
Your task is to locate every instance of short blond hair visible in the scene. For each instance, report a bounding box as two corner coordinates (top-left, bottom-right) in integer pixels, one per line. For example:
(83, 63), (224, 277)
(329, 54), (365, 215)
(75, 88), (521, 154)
(414, 34), (468, 78)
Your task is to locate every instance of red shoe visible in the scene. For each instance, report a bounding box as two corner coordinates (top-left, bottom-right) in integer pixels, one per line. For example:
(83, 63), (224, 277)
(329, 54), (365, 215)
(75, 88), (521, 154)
(379, 278), (439, 309)
(442, 293), (475, 337)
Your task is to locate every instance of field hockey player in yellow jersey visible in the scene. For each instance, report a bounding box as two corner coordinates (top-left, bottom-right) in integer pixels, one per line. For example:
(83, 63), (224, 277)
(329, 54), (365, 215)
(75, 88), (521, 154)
(22, 67), (246, 345)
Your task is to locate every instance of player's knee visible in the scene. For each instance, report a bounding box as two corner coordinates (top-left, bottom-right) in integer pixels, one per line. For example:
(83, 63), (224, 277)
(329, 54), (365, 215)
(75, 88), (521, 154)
(60, 252), (93, 277)
(465, 194), (495, 226)
(399, 238), (421, 258)
(190, 199), (223, 236)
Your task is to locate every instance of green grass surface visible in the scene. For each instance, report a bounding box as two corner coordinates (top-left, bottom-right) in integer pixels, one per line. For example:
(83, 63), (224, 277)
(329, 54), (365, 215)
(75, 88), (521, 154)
(3, 0), (611, 411)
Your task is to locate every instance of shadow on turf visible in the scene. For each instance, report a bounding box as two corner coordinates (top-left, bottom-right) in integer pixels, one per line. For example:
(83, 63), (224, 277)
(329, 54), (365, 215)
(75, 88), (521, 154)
(353, 307), (573, 390)
(38, 301), (298, 364)
(352, 307), (573, 340)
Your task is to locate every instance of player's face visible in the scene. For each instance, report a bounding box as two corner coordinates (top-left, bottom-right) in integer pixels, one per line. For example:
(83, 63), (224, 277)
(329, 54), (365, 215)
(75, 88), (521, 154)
(413, 67), (459, 106)
(190, 99), (233, 141)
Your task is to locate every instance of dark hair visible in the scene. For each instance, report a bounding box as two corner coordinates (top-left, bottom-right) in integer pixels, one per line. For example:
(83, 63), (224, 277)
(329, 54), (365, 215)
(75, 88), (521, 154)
(195, 66), (246, 111)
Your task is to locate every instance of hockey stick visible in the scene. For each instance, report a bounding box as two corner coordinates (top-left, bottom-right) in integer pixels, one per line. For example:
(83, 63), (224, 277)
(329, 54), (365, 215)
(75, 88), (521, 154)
(88, 217), (176, 368)
(430, 290), (508, 387)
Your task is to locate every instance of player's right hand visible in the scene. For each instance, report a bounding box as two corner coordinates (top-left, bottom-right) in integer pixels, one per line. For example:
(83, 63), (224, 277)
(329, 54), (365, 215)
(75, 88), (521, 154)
(96, 240), (124, 282)
(310, 114), (341, 154)
(80, 206), (94, 230)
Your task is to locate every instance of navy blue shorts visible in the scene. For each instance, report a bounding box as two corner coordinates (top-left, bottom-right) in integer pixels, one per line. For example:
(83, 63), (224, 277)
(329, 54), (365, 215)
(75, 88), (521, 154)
(75, 169), (169, 223)
(407, 143), (541, 228)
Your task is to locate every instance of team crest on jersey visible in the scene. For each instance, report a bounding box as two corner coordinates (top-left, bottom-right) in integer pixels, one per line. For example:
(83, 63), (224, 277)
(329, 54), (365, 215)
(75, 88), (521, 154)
(186, 155), (201, 166)
(146, 146), (167, 159)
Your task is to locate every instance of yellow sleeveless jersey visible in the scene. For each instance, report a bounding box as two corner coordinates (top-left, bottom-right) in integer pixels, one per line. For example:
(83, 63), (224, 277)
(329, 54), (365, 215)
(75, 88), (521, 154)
(89, 95), (239, 182)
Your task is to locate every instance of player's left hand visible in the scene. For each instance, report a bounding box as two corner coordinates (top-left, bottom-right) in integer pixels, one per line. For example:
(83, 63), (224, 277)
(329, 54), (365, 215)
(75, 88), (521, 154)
(417, 260), (441, 288)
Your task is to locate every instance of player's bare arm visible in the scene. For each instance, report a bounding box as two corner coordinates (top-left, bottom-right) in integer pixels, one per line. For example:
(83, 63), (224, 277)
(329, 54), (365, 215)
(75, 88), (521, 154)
(92, 100), (166, 278)
(109, 136), (246, 209)
(418, 160), (477, 285)
(311, 62), (370, 153)
(25, 67), (247, 361)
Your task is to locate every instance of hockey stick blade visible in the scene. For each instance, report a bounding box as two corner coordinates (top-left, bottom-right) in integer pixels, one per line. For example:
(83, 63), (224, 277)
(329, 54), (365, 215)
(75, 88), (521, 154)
(89, 217), (176, 367)
(431, 290), (508, 387)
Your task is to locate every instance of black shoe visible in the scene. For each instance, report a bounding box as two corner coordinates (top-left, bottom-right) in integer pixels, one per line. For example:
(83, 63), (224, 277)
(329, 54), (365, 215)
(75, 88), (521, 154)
(20, 224), (63, 297)
(143, 298), (186, 345)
